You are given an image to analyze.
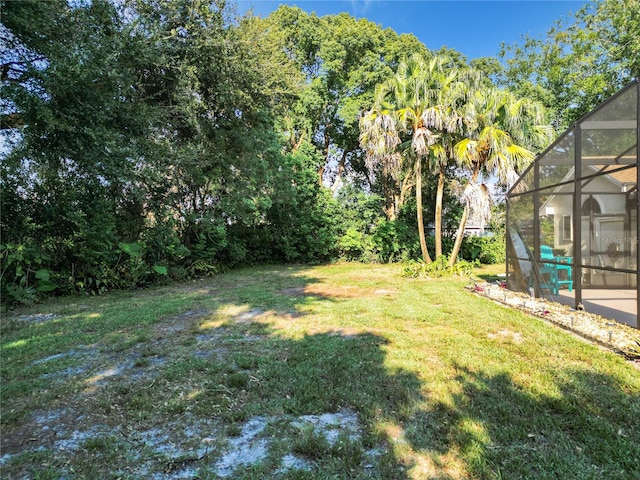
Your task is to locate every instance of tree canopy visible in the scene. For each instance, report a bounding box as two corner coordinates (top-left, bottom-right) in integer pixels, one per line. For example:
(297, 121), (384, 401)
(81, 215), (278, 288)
(499, 0), (640, 128)
(2, 0), (627, 304)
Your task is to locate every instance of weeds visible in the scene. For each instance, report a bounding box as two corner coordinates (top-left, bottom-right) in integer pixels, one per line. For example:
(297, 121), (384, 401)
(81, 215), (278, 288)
(402, 255), (478, 278)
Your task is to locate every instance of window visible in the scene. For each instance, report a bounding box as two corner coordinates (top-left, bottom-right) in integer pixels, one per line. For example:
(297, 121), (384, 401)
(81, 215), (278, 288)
(581, 197), (601, 216)
(562, 215), (572, 241)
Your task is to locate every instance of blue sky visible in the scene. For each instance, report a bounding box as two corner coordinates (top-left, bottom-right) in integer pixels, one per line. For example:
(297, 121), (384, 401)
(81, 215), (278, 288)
(241, 0), (586, 60)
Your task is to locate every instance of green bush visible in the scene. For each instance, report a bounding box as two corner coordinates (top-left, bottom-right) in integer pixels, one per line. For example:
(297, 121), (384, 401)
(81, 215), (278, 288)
(183, 217), (228, 264)
(460, 235), (505, 264)
(337, 227), (372, 261)
(372, 219), (416, 263)
(262, 145), (339, 263)
(0, 242), (56, 306)
(116, 242), (168, 286)
(142, 216), (190, 268)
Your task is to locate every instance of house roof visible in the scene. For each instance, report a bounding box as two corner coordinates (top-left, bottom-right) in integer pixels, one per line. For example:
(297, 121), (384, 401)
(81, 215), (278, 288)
(592, 165), (637, 186)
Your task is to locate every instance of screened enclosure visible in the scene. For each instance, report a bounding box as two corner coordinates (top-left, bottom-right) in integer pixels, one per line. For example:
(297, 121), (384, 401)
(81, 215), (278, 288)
(506, 80), (639, 329)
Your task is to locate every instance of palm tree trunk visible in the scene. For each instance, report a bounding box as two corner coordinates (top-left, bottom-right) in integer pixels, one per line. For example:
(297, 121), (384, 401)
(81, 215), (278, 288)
(382, 174), (396, 221)
(449, 166), (480, 267)
(415, 156), (432, 264)
(434, 164), (446, 258)
(448, 203), (470, 267)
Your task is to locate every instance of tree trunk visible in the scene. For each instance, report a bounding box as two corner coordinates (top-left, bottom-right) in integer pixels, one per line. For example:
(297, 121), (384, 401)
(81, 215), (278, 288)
(434, 164), (446, 258)
(448, 202), (470, 267)
(399, 170), (413, 214)
(292, 131), (305, 152)
(415, 156), (432, 264)
(449, 166), (480, 267)
(319, 125), (331, 185)
(383, 174), (396, 221)
(330, 149), (348, 194)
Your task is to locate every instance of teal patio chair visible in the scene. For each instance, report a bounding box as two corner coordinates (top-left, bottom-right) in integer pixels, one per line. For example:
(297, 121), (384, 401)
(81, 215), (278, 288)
(539, 245), (573, 294)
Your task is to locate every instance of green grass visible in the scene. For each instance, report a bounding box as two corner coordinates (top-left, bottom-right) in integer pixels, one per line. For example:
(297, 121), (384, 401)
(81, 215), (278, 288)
(1, 263), (639, 479)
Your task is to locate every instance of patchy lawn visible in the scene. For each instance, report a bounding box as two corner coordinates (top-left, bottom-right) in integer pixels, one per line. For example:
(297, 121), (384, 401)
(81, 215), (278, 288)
(1, 263), (639, 479)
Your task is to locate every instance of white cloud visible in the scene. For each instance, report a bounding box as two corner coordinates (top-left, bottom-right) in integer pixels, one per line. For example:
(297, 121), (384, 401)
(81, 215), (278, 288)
(350, 0), (373, 16)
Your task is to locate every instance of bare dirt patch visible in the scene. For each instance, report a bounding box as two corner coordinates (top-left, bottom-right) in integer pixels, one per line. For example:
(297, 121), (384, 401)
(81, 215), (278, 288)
(281, 284), (398, 299)
(487, 329), (524, 344)
(17, 313), (59, 324)
(2, 305), (390, 478)
(2, 400), (383, 478)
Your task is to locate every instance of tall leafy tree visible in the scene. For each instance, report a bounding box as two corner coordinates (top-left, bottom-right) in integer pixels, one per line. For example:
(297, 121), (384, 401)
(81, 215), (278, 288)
(111, 0), (296, 268)
(500, 0), (640, 128)
(1, 0), (154, 269)
(0, 0), (296, 299)
(261, 6), (431, 190)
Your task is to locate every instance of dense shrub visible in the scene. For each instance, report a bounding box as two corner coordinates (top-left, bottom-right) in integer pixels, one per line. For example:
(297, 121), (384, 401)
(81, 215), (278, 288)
(0, 242), (55, 305)
(141, 217), (191, 272)
(337, 227), (371, 261)
(371, 220), (416, 263)
(262, 145), (340, 263)
(459, 235), (505, 264)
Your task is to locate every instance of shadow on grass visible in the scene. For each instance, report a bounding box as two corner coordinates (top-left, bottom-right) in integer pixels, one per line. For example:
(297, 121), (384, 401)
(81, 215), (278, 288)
(1, 265), (326, 369)
(2, 266), (425, 478)
(6, 265), (639, 478)
(196, 321), (426, 478)
(475, 273), (503, 283)
(405, 362), (640, 479)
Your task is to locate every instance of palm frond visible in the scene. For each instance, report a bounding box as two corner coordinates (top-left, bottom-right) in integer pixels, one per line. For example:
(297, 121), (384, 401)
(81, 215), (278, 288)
(461, 182), (492, 230)
(428, 143), (448, 169)
(453, 138), (477, 167)
(506, 143), (535, 164)
(421, 106), (444, 130)
(413, 127), (435, 156)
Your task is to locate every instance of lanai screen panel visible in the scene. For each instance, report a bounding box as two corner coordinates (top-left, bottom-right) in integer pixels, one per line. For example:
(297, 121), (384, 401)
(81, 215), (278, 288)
(506, 80), (638, 327)
(506, 193), (535, 292)
(578, 83), (637, 291)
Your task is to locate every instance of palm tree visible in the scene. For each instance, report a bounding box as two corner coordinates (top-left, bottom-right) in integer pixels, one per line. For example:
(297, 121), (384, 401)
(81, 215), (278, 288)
(360, 54), (458, 263)
(426, 69), (482, 257)
(359, 104), (404, 220)
(448, 87), (553, 266)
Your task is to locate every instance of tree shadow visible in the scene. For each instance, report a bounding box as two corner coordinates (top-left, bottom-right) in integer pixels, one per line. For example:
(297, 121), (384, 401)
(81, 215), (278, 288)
(186, 319), (425, 478)
(405, 362), (640, 479)
(12, 265), (638, 478)
(3, 266), (426, 479)
(475, 273), (503, 283)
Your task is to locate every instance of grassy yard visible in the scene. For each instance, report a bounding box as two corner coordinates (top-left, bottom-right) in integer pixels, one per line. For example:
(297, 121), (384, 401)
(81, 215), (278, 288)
(1, 263), (639, 479)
